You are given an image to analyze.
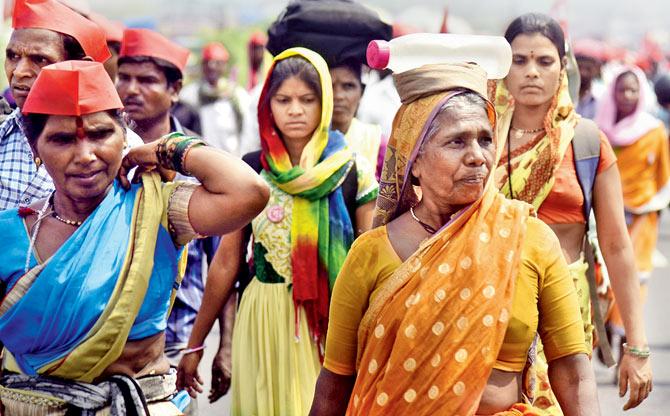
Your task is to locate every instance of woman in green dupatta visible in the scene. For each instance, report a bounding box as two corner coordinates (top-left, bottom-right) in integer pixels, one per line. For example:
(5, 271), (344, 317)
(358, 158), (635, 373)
(177, 48), (379, 415)
(0, 61), (269, 415)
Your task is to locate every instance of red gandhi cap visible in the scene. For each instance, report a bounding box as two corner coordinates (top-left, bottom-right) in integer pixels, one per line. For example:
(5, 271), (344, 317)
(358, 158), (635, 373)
(89, 12), (125, 43)
(249, 31), (267, 46)
(120, 28), (190, 73)
(12, 0), (111, 63)
(202, 42), (229, 62)
(22, 60), (122, 115)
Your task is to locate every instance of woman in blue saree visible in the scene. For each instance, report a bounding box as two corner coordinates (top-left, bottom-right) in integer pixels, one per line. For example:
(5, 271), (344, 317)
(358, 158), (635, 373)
(0, 60), (270, 415)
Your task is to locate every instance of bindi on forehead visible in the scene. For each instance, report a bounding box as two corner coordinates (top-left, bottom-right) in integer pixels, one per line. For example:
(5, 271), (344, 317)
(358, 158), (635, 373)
(76, 117), (85, 139)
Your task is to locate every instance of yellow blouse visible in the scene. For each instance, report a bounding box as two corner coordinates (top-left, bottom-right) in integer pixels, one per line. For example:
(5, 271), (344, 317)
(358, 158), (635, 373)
(324, 217), (587, 375)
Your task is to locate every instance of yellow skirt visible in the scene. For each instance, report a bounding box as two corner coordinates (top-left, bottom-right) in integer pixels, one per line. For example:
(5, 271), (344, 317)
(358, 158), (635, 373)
(231, 277), (321, 416)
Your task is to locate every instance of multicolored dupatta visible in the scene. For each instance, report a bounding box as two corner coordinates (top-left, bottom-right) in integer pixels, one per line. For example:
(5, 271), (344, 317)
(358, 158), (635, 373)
(351, 64), (534, 415)
(258, 47), (354, 341)
(494, 72), (577, 210)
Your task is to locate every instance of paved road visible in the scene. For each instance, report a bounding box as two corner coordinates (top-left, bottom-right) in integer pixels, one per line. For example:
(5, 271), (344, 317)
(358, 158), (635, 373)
(594, 214), (670, 415)
(195, 216), (670, 415)
(191, 328), (231, 414)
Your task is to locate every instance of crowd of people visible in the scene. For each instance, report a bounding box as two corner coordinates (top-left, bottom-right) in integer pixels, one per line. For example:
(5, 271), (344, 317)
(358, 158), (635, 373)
(0, 0), (666, 415)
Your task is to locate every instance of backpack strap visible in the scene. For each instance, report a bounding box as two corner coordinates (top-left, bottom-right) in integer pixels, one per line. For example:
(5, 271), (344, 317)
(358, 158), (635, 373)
(572, 118), (601, 223)
(571, 119), (617, 367)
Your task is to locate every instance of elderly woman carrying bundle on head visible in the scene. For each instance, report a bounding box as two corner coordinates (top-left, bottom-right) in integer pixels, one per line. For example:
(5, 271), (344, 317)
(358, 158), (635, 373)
(0, 60), (269, 415)
(310, 35), (599, 416)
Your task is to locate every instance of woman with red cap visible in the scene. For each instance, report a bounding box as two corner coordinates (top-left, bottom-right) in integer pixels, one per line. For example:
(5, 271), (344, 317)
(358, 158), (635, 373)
(0, 60), (269, 415)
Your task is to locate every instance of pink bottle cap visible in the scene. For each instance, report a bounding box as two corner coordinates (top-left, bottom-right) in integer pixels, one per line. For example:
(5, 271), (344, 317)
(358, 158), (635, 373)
(367, 40), (390, 70)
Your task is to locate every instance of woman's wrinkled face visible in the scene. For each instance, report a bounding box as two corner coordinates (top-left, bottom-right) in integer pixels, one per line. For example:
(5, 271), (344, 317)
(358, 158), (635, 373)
(505, 33), (563, 107)
(614, 72), (640, 119)
(270, 76), (322, 144)
(35, 111), (125, 202)
(412, 102), (495, 208)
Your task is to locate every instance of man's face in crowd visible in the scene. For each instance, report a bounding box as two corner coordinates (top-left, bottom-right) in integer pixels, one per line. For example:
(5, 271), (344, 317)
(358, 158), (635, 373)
(576, 56), (600, 90)
(202, 58), (227, 87)
(5, 28), (67, 109)
(116, 61), (178, 123)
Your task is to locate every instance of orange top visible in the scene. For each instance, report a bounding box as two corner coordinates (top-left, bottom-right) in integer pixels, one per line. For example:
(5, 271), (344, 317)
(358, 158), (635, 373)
(537, 132), (617, 224)
(614, 124), (670, 210)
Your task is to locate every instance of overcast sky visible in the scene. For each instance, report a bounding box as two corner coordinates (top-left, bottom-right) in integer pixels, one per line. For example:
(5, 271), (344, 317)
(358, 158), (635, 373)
(90, 0), (670, 48)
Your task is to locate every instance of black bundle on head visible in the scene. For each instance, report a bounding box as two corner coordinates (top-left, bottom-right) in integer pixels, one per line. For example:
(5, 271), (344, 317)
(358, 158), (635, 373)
(266, 0), (392, 70)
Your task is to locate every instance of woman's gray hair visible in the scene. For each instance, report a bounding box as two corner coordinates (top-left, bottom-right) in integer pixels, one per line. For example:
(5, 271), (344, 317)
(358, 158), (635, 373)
(422, 92), (490, 151)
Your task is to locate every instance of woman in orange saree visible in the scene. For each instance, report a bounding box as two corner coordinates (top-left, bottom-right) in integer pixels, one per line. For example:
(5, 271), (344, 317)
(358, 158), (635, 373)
(309, 61), (599, 416)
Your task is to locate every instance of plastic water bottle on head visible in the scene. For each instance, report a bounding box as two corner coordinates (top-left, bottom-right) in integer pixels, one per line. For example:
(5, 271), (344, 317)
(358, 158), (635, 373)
(367, 33), (513, 79)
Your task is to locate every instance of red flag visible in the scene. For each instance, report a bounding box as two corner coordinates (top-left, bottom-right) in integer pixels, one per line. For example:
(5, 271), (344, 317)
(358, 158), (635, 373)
(549, 0), (569, 37)
(439, 6), (448, 33)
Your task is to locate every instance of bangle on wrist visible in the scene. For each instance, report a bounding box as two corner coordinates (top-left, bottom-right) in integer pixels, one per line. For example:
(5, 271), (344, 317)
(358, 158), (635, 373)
(181, 344), (206, 355)
(177, 140), (206, 176)
(155, 132), (206, 176)
(622, 342), (650, 358)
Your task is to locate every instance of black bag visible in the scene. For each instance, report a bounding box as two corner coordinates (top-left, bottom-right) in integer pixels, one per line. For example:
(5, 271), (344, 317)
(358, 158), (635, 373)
(266, 0), (392, 67)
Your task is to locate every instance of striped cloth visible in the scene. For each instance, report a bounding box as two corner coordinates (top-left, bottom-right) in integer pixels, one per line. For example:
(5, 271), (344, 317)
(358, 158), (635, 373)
(0, 109), (54, 210)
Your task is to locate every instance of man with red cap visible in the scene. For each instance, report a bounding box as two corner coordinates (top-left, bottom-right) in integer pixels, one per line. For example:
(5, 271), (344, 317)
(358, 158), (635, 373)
(180, 41), (250, 157)
(573, 38), (606, 120)
(117, 28), (191, 143)
(117, 28), (232, 410)
(247, 31), (267, 91)
(0, 0), (109, 211)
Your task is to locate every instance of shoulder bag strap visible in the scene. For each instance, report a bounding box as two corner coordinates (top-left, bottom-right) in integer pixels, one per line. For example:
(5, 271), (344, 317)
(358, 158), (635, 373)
(573, 118), (616, 367)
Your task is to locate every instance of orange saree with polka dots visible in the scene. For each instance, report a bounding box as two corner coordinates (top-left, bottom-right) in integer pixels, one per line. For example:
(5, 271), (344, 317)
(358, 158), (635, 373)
(349, 190), (533, 415)
(348, 65), (537, 416)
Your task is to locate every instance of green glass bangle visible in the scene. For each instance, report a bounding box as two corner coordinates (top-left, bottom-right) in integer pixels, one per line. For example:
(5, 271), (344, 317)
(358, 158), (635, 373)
(155, 133), (206, 175)
(622, 343), (651, 358)
(174, 139), (206, 175)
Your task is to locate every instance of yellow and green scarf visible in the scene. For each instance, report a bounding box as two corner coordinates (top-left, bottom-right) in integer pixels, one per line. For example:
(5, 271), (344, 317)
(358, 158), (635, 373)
(494, 71), (578, 210)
